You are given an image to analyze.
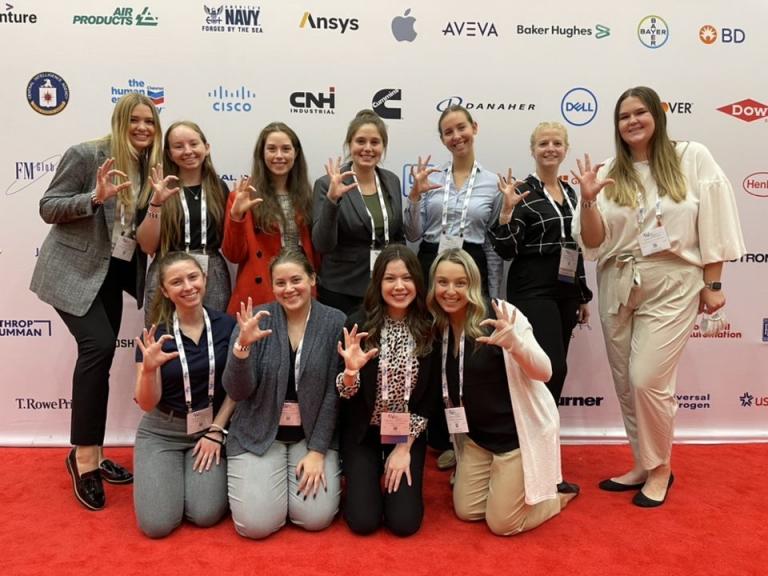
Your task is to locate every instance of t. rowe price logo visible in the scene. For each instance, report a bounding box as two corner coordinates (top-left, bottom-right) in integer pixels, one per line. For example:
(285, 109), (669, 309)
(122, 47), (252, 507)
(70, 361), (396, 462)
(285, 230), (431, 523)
(299, 11), (358, 33)
(637, 15), (668, 48)
(111, 78), (164, 109)
(0, 319), (52, 337)
(717, 99), (768, 123)
(699, 24), (745, 44)
(289, 87), (335, 115)
(72, 6), (157, 26)
(442, 20), (498, 37)
(372, 88), (402, 119)
(6, 155), (60, 196)
(202, 5), (262, 33)
(15, 397), (72, 410)
(743, 172), (768, 197)
(208, 85), (255, 112)
(561, 87), (598, 126)
(391, 9), (416, 42)
(661, 101), (693, 114)
(436, 96), (534, 113)
(1, 3), (38, 24)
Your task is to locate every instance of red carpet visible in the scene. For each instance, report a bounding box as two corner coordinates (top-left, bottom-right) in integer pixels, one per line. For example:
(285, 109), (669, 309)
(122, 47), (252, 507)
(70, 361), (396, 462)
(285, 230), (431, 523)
(3, 444), (766, 576)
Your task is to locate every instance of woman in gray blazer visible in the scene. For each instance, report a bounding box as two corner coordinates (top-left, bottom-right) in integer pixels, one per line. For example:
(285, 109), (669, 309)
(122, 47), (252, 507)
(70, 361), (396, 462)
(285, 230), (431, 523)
(223, 249), (345, 539)
(312, 109), (405, 315)
(29, 93), (162, 511)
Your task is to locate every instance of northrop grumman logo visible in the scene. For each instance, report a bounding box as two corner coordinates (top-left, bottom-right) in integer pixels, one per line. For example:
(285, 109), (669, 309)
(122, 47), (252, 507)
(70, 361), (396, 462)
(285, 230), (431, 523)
(0, 319), (52, 337)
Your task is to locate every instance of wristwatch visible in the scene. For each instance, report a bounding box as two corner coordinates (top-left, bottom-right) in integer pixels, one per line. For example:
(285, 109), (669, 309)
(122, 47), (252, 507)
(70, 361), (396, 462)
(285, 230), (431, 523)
(704, 281), (722, 291)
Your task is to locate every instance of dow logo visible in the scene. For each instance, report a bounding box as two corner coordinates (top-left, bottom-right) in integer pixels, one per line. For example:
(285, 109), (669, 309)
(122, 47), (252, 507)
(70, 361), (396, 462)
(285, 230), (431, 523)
(718, 99), (768, 123)
(300, 11), (358, 33)
(637, 15), (668, 48)
(561, 87), (597, 126)
(289, 86), (335, 115)
(372, 88), (402, 119)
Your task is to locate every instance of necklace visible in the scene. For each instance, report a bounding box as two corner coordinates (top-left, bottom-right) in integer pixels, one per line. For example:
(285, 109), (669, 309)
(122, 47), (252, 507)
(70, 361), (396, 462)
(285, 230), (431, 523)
(185, 186), (201, 201)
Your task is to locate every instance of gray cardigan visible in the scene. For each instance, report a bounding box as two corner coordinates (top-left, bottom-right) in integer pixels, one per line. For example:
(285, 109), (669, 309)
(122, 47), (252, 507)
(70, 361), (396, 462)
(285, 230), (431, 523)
(223, 300), (345, 457)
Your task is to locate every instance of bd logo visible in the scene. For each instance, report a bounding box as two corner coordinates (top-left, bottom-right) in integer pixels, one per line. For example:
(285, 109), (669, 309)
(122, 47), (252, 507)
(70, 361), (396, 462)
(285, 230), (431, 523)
(699, 24), (745, 44)
(718, 99), (768, 122)
(561, 87), (597, 126)
(743, 172), (768, 197)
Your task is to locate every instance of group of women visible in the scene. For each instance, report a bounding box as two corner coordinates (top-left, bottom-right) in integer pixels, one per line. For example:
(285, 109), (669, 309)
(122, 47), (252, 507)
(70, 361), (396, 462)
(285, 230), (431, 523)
(30, 84), (744, 538)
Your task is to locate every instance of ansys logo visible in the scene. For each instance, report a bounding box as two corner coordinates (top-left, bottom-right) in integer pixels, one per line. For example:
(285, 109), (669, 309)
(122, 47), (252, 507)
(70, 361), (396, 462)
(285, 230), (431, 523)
(73, 6), (157, 26)
(300, 11), (358, 33)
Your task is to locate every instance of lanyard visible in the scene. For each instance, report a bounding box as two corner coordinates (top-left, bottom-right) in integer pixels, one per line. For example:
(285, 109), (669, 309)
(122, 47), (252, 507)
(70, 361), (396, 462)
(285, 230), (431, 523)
(353, 170), (389, 249)
(118, 203), (136, 234)
(380, 325), (414, 403)
(441, 162), (479, 237)
(180, 186), (208, 253)
(636, 189), (662, 226)
(534, 173), (576, 241)
(441, 325), (465, 408)
(292, 304), (312, 391)
(172, 309), (215, 413)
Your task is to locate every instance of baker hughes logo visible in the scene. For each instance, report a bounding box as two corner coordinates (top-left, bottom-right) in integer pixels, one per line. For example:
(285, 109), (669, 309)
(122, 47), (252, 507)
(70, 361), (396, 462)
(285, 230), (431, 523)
(6, 155), (60, 196)
(1, 3), (38, 24)
(289, 86), (335, 115)
(436, 96), (535, 112)
(111, 78), (164, 109)
(743, 173), (768, 198)
(637, 15), (668, 48)
(73, 6), (157, 26)
(299, 11), (358, 33)
(718, 99), (768, 123)
(203, 5), (262, 33)
(26, 72), (69, 116)
(208, 85), (255, 112)
(739, 392), (768, 408)
(515, 23), (610, 39)
(561, 87), (597, 127)
(0, 319), (52, 337)
(373, 89), (402, 120)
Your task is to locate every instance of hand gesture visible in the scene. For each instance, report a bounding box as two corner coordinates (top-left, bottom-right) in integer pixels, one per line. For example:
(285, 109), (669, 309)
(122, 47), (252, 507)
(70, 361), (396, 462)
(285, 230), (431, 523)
(148, 163), (180, 206)
(337, 324), (378, 371)
(296, 450), (327, 499)
(497, 168), (530, 216)
(571, 154), (614, 202)
(135, 325), (179, 372)
(95, 158), (132, 203)
(191, 434), (222, 473)
(236, 297), (272, 346)
(325, 157), (356, 203)
(230, 177), (263, 220)
(408, 155), (441, 202)
(477, 299), (520, 350)
(384, 444), (412, 494)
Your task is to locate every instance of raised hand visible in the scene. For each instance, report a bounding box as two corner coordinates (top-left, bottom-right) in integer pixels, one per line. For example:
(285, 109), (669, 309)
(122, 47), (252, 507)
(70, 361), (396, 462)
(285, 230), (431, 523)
(336, 324), (378, 371)
(571, 154), (614, 202)
(408, 155), (442, 202)
(135, 325), (179, 372)
(477, 299), (520, 350)
(497, 168), (530, 217)
(95, 158), (132, 203)
(230, 177), (263, 220)
(235, 297), (272, 346)
(149, 163), (180, 205)
(324, 157), (357, 203)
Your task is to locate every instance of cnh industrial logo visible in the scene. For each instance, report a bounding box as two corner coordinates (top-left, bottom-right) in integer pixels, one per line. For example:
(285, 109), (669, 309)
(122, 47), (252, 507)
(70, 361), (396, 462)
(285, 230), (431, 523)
(436, 96), (535, 112)
(26, 72), (69, 116)
(0, 319), (52, 337)
(561, 87), (598, 127)
(1, 2), (38, 24)
(289, 87), (335, 115)
(202, 5), (262, 33)
(208, 85), (256, 112)
(698, 24), (745, 44)
(515, 23), (610, 39)
(442, 20), (498, 37)
(637, 15), (668, 48)
(72, 6), (157, 26)
(111, 78), (164, 109)
(743, 173), (768, 198)
(391, 9), (416, 42)
(717, 99), (768, 123)
(372, 89), (402, 120)
(300, 11), (358, 33)
(6, 155), (60, 196)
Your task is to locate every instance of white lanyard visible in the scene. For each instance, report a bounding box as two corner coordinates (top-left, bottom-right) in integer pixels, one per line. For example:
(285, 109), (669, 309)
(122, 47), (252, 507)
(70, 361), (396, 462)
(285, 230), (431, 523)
(636, 190), (662, 226)
(180, 186), (208, 253)
(441, 325), (465, 408)
(292, 304), (312, 391)
(380, 325), (414, 403)
(535, 173), (576, 241)
(441, 162), (479, 237)
(118, 203), (136, 234)
(172, 309), (215, 413)
(353, 171), (389, 249)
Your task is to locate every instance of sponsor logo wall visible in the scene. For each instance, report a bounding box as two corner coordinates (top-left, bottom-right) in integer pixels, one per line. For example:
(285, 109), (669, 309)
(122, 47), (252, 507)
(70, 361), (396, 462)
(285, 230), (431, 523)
(1, 0), (766, 445)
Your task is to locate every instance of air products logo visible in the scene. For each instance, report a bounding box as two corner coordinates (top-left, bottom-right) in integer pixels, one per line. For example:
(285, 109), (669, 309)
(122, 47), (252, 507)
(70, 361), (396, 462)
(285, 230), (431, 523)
(72, 6), (157, 26)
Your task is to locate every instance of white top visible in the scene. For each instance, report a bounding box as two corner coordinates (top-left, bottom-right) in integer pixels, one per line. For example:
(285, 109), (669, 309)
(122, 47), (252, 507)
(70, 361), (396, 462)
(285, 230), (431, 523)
(572, 141), (746, 269)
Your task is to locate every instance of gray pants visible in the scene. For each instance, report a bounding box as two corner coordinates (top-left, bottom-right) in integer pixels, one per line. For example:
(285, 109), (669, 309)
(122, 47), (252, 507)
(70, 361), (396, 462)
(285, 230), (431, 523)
(133, 408), (229, 538)
(227, 440), (341, 539)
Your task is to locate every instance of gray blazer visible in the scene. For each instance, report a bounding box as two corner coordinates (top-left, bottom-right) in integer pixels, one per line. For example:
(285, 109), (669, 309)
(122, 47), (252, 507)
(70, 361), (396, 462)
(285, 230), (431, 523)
(311, 163), (404, 298)
(223, 300), (345, 457)
(29, 140), (146, 316)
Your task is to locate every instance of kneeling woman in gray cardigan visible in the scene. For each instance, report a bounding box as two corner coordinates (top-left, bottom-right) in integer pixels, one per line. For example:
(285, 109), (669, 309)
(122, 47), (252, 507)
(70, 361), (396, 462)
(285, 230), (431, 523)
(223, 248), (345, 539)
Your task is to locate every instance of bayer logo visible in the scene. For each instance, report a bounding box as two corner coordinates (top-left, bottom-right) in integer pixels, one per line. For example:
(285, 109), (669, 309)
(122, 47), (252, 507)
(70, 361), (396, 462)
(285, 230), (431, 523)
(560, 87), (598, 127)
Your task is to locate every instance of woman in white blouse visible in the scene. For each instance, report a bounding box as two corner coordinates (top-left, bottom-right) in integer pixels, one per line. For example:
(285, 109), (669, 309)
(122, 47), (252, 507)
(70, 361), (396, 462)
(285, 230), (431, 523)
(573, 86), (745, 507)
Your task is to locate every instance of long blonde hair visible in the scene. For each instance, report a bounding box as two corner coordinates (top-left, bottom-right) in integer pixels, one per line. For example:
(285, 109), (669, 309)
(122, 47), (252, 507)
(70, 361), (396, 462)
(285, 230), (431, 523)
(605, 86), (686, 207)
(427, 249), (487, 341)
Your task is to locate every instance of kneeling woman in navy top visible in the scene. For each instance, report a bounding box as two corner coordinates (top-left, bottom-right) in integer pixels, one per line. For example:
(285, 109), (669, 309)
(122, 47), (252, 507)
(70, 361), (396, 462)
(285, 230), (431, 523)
(337, 245), (436, 536)
(133, 251), (236, 538)
(427, 249), (578, 536)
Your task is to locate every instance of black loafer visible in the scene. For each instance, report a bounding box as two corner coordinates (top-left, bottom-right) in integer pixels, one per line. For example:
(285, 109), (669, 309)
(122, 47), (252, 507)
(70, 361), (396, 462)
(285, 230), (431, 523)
(633, 474), (674, 508)
(66, 448), (105, 511)
(557, 481), (581, 495)
(99, 459), (133, 484)
(598, 478), (646, 492)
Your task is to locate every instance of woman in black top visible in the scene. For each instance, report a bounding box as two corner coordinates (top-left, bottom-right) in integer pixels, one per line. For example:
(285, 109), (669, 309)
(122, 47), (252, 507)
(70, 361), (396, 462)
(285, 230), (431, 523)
(427, 248), (577, 535)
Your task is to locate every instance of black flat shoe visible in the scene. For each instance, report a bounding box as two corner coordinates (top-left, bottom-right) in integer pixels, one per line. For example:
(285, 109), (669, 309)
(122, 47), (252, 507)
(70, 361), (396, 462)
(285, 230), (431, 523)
(598, 478), (646, 492)
(632, 474), (675, 508)
(99, 459), (133, 484)
(66, 448), (105, 511)
(557, 481), (581, 495)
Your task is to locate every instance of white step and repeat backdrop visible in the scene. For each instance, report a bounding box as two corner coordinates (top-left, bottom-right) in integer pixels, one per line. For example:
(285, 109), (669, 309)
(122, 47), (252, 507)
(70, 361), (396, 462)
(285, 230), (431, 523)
(1, 1), (766, 446)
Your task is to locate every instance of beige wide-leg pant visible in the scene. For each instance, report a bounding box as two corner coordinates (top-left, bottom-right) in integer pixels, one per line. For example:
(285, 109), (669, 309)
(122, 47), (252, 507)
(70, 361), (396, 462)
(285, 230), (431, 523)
(598, 253), (703, 470)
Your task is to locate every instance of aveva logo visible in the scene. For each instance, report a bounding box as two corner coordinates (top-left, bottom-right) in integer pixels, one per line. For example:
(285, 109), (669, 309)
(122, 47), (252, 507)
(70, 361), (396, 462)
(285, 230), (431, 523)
(442, 21), (498, 37)
(717, 99), (768, 122)
(299, 11), (358, 33)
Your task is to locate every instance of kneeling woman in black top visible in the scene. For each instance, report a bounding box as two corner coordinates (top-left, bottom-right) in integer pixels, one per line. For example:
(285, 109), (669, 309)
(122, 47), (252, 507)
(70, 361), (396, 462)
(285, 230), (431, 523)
(336, 245), (436, 536)
(427, 248), (577, 536)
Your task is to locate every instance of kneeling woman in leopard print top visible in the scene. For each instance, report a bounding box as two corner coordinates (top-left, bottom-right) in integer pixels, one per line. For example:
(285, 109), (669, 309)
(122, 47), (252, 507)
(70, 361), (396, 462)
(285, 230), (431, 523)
(336, 244), (437, 536)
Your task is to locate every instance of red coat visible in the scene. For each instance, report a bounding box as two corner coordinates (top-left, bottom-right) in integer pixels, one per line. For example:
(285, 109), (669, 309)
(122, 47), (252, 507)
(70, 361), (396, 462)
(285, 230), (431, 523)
(222, 191), (317, 314)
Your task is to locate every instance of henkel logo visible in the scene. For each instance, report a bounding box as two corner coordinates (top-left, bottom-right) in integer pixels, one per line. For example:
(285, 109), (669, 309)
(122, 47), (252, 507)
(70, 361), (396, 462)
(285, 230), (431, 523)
(743, 172), (768, 197)
(717, 99), (768, 122)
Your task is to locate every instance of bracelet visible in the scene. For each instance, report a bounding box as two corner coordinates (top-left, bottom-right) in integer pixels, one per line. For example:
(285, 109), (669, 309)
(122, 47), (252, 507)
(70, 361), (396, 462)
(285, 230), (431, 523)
(208, 424), (228, 435)
(202, 434), (225, 446)
(90, 190), (103, 207)
(235, 340), (250, 353)
(581, 199), (596, 209)
(149, 201), (163, 208)
(146, 208), (161, 220)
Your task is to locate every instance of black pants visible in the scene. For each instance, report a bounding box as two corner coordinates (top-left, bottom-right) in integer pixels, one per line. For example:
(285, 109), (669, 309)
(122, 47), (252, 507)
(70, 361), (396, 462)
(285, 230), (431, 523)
(317, 285), (363, 317)
(341, 427), (427, 536)
(56, 257), (136, 446)
(417, 240), (489, 295)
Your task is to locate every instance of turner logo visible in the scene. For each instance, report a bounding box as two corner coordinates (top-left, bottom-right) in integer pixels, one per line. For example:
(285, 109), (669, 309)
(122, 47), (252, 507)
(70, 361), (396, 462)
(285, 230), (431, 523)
(300, 11), (358, 33)
(717, 99), (768, 123)
(6, 155), (60, 196)
(699, 24), (745, 44)
(442, 21), (498, 37)
(202, 5), (262, 33)
(743, 173), (768, 197)
(559, 396), (604, 407)
(1, 3), (38, 24)
(637, 15), (668, 48)
(561, 87), (598, 126)
(372, 89), (402, 119)
(661, 101), (693, 114)
(26, 72), (69, 116)
(289, 87), (335, 115)
(0, 319), (52, 337)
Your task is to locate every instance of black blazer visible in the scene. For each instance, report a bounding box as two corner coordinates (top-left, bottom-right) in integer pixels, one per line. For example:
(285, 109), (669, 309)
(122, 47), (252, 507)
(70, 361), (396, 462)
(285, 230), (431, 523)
(339, 310), (437, 445)
(312, 163), (405, 298)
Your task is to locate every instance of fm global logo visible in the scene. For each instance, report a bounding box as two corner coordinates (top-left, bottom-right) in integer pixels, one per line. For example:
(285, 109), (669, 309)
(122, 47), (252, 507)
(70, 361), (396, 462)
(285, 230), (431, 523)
(392, 9), (416, 42)
(718, 99), (768, 122)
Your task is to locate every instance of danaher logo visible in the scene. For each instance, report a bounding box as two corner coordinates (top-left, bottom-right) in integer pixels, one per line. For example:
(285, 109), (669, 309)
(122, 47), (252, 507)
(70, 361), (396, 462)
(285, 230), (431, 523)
(372, 88), (402, 120)
(743, 172), (768, 197)
(717, 99), (768, 123)
(561, 87), (598, 126)
(436, 96), (535, 112)
(26, 72), (69, 115)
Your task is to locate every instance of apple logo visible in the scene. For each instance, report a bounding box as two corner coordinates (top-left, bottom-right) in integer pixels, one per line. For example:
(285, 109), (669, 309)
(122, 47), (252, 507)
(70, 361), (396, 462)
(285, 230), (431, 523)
(392, 9), (417, 42)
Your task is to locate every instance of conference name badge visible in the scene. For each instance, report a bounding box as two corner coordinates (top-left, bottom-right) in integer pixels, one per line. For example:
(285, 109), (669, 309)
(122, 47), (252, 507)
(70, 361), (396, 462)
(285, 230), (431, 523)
(187, 405), (213, 435)
(279, 401), (302, 427)
(438, 234), (463, 254)
(444, 406), (469, 434)
(639, 226), (671, 256)
(112, 233), (136, 262)
(558, 248), (578, 283)
(192, 253), (209, 275)
(370, 249), (382, 273)
(380, 411), (410, 444)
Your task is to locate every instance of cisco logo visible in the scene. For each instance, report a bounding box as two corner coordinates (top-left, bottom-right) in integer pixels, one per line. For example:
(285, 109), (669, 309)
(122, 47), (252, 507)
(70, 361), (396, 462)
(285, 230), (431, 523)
(561, 87), (597, 126)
